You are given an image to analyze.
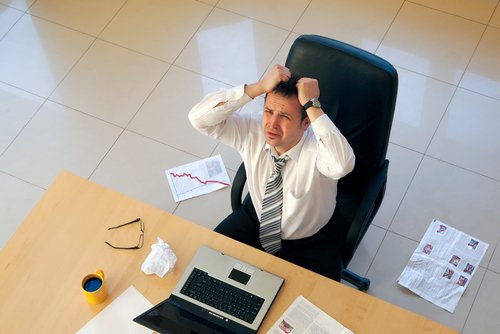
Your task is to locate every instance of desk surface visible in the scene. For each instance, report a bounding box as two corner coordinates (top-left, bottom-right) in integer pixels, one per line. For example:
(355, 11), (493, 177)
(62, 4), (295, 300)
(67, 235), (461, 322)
(0, 172), (458, 334)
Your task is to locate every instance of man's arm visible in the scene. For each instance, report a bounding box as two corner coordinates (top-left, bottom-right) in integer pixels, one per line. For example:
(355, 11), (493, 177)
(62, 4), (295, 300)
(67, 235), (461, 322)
(296, 77), (355, 179)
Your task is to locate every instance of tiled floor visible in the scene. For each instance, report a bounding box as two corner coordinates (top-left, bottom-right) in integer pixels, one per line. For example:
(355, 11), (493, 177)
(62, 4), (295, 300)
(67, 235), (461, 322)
(1, 0), (499, 332)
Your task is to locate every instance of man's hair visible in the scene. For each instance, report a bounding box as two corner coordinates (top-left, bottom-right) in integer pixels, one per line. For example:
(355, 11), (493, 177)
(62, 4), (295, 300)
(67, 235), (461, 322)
(273, 74), (300, 97)
(266, 75), (308, 120)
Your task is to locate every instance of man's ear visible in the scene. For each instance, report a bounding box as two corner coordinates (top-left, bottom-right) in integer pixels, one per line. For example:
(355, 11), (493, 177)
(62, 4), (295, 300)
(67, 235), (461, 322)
(301, 117), (311, 131)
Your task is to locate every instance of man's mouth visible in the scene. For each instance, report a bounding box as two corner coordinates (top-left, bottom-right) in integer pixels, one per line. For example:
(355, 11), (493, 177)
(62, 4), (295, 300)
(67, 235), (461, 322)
(266, 131), (281, 140)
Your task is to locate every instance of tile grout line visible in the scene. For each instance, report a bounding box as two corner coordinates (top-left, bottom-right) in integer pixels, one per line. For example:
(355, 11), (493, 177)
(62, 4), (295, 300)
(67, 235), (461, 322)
(373, 0), (406, 55)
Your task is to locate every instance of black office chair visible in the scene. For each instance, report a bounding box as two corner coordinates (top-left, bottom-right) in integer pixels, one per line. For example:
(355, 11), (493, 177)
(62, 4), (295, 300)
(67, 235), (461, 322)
(231, 35), (398, 290)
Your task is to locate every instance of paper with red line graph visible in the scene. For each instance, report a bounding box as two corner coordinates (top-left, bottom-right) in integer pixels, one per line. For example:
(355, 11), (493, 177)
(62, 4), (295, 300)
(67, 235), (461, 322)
(165, 155), (231, 202)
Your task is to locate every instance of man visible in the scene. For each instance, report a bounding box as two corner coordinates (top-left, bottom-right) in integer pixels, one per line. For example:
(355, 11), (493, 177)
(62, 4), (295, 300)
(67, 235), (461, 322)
(189, 64), (355, 281)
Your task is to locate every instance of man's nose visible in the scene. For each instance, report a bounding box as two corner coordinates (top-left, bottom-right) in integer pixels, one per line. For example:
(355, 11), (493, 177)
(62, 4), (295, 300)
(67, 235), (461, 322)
(269, 114), (280, 128)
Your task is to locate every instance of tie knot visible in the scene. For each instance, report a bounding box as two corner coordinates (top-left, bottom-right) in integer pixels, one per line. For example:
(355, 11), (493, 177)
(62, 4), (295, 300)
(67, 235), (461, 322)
(272, 155), (288, 173)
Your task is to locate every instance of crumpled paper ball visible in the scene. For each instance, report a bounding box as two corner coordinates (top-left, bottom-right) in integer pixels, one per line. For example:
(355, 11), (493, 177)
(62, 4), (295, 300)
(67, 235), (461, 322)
(141, 237), (177, 278)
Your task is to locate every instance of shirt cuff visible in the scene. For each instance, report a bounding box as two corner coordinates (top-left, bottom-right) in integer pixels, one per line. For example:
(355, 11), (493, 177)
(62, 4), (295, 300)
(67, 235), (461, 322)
(226, 84), (252, 103)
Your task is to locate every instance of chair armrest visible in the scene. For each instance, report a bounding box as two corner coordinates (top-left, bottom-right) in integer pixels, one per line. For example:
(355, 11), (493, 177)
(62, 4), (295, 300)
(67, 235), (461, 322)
(231, 163), (247, 212)
(343, 160), (389, 265)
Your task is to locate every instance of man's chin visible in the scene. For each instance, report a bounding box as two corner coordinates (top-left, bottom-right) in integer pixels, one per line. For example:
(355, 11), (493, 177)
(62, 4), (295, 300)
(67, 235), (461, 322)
(265, 137), (280, 147)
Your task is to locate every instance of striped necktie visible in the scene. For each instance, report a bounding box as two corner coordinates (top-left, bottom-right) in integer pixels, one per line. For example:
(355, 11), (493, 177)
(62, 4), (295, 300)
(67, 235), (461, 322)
(259, 155), (288, 254)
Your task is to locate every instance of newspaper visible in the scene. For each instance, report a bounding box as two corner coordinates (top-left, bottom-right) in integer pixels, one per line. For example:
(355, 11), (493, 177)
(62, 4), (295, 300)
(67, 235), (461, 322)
(267, 295), (353, 334)
(398, 219), (489, 312)
(165, 155), (230, 202)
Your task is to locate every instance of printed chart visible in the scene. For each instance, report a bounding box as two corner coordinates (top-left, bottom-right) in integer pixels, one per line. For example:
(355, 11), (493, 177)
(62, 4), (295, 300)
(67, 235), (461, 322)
(166, 155), (231, 202)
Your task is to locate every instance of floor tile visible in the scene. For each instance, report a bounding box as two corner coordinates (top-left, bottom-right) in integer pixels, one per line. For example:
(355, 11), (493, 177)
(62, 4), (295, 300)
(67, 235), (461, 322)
(491, 5), (500, 28)
(212, 142), (243, 173)
(0, 83), (44, 154)
(427, 88), (500, 180)
(390, 67), (456, 153)
(377, 2), (485, 85)
(367, 231), (485, 332)
(128, 66), (226, 158)
(28, 0), (125, 36)
(460, 26), (500, 100)
(270, 32), (300, 68)
(0, 4), (23, 38)
(410, 0), (498, 24)
(100, 0), (212, 63)
(50, 40), (169, 127)
(294, 0), (403, 53)
(217, 0), (309, 31)
(345, 224), (386, 278)
(0, 0), (36, 11)
(90, 130), (198, 213)
(488, 238), (500, 273)
(0, 172), (45, 250)
(0, 101), (122, 188)
(173, 168), (234, 231)
(175, 8), (289, 86)
(372, 143), (423, 229)
(0, 14), (93, 97)
(462, 270), (500, 334)
(390, 156), (500, 267)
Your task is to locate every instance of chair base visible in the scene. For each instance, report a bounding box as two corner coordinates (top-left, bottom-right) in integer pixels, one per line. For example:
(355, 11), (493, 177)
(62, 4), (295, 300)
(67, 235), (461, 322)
(342, 269), (370, 291)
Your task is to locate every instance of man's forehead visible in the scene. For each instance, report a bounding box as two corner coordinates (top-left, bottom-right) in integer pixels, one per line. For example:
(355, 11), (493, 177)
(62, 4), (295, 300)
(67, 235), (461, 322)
(265, 93), (302, 114)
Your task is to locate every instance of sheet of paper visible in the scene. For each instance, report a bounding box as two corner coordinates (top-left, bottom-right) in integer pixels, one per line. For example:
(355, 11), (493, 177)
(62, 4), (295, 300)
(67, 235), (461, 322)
(398, 219), (489, 313)
(267, 295), (354, 334)
(76, 285), (153, 334)
(165, 155), (231, 202)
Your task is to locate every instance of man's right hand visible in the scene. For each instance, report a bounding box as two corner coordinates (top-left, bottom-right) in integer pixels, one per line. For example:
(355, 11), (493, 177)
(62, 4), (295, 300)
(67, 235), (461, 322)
(244, 64), (291, 99)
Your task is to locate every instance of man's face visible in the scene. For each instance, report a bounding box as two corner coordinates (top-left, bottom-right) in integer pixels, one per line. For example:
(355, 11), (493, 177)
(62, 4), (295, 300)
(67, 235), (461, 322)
(262, 92), (310, 155)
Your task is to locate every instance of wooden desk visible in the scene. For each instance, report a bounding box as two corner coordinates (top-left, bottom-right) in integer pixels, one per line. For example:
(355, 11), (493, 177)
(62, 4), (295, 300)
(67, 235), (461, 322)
(0, 172), (457, 333)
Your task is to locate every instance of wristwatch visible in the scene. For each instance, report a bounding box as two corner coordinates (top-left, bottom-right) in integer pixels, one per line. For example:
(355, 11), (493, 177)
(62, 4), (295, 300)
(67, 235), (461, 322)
(302, 97), (321, 112)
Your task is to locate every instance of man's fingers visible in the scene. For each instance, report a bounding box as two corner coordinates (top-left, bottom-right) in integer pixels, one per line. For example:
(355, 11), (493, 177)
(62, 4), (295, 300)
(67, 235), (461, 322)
(296, 78), (320, 105)
(273, 64), (291, 82)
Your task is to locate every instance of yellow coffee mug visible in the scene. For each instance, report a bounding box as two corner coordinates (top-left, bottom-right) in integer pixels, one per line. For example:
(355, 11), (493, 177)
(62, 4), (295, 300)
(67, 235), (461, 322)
(81, 269), (108, 304)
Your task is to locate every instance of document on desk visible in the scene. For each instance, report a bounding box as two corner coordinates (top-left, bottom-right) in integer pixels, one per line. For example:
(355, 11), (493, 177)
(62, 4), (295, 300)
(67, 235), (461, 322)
(398, 219), (489, 313)
(267, 295), (354, 334)
(76, 285), (153, 334)
(165, 155), (231, 202)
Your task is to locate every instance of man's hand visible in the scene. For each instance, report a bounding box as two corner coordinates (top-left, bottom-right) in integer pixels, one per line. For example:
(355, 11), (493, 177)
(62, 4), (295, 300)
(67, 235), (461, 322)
(245, 64), (291, 99)
(297, 78), (324, 122)
(296, 78), (320, 106)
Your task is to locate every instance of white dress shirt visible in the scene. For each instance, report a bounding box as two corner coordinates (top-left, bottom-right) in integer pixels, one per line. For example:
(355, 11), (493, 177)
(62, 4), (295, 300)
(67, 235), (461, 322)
(189, 85), (355, 240)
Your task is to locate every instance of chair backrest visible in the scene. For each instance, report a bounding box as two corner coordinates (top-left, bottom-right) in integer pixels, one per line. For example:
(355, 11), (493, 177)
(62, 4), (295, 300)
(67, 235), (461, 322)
(285, 35), (398, 265)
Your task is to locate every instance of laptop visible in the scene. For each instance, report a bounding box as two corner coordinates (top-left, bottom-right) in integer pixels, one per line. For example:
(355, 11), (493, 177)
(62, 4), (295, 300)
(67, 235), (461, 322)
(133, 245), (284, 334)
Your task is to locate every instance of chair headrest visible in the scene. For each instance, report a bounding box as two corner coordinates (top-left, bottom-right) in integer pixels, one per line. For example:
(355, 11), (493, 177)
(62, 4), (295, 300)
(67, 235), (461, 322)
(286, 35), (398, 187)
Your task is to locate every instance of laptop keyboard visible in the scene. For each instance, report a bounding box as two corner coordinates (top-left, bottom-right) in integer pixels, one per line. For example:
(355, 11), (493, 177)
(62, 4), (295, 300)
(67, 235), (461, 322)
(180, 268), (265, 324)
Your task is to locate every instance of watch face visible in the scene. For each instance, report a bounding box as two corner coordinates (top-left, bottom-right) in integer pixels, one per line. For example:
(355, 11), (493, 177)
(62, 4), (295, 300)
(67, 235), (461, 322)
(311, 98), (321, 108)
(303, 98), (321, 111)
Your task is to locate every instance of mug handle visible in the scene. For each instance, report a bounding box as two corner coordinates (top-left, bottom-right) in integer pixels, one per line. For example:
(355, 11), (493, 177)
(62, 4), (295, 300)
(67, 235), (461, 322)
(95, 269), (105, 280)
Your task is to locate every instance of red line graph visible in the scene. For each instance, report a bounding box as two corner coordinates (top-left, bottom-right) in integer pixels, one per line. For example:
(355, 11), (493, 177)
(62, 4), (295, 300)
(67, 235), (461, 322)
(169, 172), (230, 187)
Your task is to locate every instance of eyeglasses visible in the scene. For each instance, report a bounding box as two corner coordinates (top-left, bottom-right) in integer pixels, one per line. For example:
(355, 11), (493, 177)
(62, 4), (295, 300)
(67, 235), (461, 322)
(105, 218), (144, 250)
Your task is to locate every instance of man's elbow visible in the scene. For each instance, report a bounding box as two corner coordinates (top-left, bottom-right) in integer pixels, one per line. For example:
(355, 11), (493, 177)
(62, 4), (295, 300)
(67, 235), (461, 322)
(324, 156), (355, 180)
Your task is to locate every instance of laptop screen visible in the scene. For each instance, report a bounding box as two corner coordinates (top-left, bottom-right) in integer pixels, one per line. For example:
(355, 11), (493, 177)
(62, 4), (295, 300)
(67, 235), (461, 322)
(134, 297), (235, 334)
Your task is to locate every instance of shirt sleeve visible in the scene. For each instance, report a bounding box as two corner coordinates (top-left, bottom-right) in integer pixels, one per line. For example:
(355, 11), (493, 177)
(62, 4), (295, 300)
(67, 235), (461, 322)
(188, 85), (252, 133)
(310, 114), (355, 179)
